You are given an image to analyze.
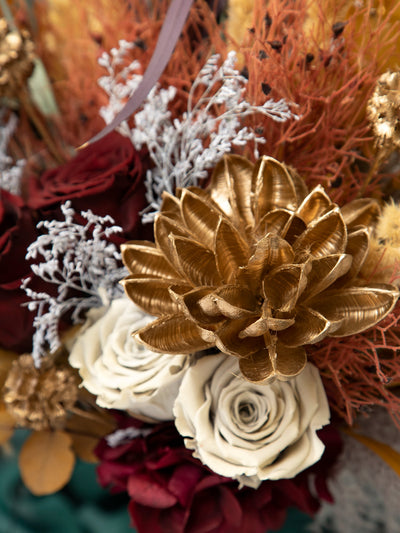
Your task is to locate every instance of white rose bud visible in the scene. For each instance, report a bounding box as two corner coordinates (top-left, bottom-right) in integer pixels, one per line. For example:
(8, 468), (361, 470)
(173, 353), (330, 488)
(69, 296), (190, 421)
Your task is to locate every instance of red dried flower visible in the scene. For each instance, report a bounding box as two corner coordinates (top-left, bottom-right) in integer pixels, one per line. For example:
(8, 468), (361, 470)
(27, 131), (150, 242)
(0, 190), (37, 352)
(96, 418), (341, 533)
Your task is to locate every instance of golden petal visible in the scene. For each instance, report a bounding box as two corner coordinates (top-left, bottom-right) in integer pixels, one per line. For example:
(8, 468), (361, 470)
(214, 285), (258, 311)
(333, 227), (370, 286)
(302, 254), (353, 301)
(136, 314), (215, 354)
(179, 287), (224, 327)
(122, 277), (183, 316)
(252, 157), (298, 223)
(121, 241), (179, 278)
(215, 218), (250, 284)
(239, 349), (274, 383)
(340, 198), (381, 230)
(215, 317), (264, 357)
(154, 215), (191, 271)
(208, 154), (255, 224)
(293, 208), (347, 259)
(256, 209), (291, 238)
(296, 185), (334, 225)
(241, 316), (295, 336)
(160, 192), (183, 222)
(281, 214), (307, 245)
(180, 189), (221, 250)
(243, 233), (295, 285)
(308, 285), (399, 336)
(263, 263), (309, 312)
(286, 165), (309, 204)
(278, 306), (332, 346)
(171, 236), (222, 286)
(274, 342), (307, 379)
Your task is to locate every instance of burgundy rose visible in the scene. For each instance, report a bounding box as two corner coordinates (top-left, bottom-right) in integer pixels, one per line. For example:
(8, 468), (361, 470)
(0, 190), (37, 352)
(27, 131), (151, 241)
(96, 419), (342, 533)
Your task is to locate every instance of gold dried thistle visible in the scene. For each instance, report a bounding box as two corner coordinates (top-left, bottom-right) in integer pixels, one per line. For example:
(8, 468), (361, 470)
(122, 155), (399, 383)
(3, 354), (79, 431)
(0, 18), (35, 99)
(367, 71), (400, 156)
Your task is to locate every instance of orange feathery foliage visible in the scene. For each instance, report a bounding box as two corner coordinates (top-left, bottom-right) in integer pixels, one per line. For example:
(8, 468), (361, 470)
(29, 0), (225, 148)
(310, 303), (400, 427)
(235, 0), (400, 203)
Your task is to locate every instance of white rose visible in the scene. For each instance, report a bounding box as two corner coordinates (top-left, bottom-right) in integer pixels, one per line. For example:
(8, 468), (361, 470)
(173, 354), (330, 488)
(69, 296), (190, 421)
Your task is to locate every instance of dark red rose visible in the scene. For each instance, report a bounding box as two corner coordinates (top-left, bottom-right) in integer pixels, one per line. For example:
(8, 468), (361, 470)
(96, 418), (342, 533)
(27, 131), (151, 241)
(0, 190), (37, 352)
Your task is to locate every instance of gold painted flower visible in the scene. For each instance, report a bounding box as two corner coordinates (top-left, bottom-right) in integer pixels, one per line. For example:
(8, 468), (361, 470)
(122, 155), (399, 383)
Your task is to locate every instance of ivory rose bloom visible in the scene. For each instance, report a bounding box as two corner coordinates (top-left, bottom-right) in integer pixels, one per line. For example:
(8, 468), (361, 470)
(69, 296), (189, 421)
(173, 354), (330, 488)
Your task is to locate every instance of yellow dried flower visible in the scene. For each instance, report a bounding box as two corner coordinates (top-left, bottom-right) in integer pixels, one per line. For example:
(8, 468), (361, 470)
(122, 155), (399, 383)
(367, 71), (400, 156)
(3, 354), (79, 431)
(0, 19), (35, 99)
(361, 201), (400, 286)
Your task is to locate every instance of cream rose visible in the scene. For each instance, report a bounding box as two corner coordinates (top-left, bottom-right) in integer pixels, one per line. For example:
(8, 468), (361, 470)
(173, 354), (330, 488)
(69, 296), (190, 421)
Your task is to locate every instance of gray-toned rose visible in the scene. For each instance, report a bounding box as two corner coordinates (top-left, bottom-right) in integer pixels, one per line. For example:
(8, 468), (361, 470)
(69, 296), (189, 421)
(174, 353), (330, 488)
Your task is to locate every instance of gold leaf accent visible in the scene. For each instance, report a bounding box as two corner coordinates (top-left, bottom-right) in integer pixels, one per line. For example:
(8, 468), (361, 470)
(253, 156), (298, 222)
(136, 314), (214, 354)
(180, 189), (221, 250)
(121, 241), (179, 279)
(215, 219), (250, 283)
(279, 307), (333, 346)
(274, 342), (307, 379)
(122, 277), (183, 316)
(297, 185), (333, 225)
(171, 235), (222, 286)
(179, 287), (224, 327)
(215, 317), (264, 357)
(263, 263), (308, 312)
(309, 285), (399, 336)
(239, 349), (274, 382)
(19, 430), (75, 495)
(341, 198), (380, 230)
(159, 191), (182, 221)
(154, 215), (191, 271)
(209, 154), (254, 224)
(334, 227), (370, 286)
(293, 208), (347, 258)
(302, 254), (352, 301)
(256, 209), (291, 238)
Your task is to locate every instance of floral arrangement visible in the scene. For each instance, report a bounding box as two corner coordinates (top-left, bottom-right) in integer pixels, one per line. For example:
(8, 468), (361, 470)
(1, 0), (400, 532)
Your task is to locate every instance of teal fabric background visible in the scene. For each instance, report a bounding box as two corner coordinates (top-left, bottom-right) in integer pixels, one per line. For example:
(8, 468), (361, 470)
(0, 430), (312, 533)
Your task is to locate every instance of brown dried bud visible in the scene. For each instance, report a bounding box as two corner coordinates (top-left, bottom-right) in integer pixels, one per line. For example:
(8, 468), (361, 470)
(367, 71), (400, 155)
(3, 355), (79, 431)
(0, 18), (35, 99)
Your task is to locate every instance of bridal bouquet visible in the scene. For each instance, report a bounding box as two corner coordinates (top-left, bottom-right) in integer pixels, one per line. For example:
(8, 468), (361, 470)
(1, 0), (400, 531)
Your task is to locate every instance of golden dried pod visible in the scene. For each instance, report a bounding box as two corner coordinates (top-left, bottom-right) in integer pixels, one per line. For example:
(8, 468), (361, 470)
(0, 18), (35, 99)
(122, 155), (399, 383)
(3, 354), (79, 431)
(367, 71), (400, 154)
